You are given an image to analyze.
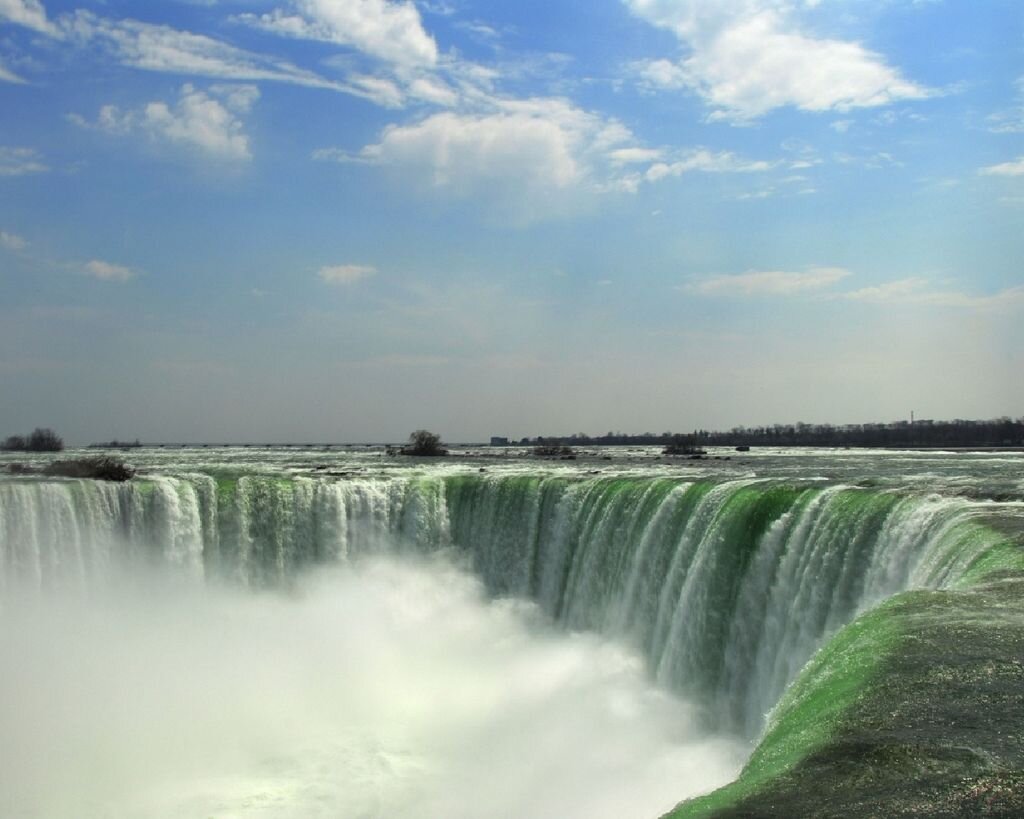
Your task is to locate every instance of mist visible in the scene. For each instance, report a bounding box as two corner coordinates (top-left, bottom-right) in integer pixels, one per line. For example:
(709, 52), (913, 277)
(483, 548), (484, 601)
(0, 554), (744, 818)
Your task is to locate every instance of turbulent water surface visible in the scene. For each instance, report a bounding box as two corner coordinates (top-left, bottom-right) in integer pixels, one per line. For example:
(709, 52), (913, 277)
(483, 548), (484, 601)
(2, 446), (1023, 817)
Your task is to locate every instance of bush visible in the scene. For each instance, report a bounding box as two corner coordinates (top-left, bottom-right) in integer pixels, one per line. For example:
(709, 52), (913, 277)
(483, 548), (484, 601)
(43, 456), (135, 482)
(401, 430), (448, 456)
(1, 435), (27, 451)
(533, 439), (574, 458)
(663, 434), (706, 456)
(29, 428), (64, 451)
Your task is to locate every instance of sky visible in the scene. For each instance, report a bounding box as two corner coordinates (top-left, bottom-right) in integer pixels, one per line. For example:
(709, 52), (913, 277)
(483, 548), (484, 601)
(1, 0), (1022, 444)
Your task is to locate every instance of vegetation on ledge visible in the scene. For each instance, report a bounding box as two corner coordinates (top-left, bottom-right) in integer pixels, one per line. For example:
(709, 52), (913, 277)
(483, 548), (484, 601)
(42, 456), (135, 482)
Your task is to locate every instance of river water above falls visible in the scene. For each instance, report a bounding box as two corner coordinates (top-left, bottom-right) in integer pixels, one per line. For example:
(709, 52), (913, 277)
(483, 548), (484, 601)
(2, 446), (1023, 817)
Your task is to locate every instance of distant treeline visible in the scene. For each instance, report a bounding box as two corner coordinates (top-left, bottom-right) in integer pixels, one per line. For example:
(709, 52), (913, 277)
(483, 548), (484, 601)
(517, 417), (1024, 449)
(88, 439), (143, 449)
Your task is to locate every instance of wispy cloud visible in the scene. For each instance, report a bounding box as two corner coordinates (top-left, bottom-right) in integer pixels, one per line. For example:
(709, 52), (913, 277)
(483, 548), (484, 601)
(0, 0), (59, 36)
(987, 77), (1024, 134)
(979, 156), (1024, 177)
(644, 149), (775, 183)
(70, 84), (259, 161)
(688, 267), (1024, 312)
(0, 145), (48, 175)
(84, 259), (136, 281)
(0, 58), (26, 84)
(236, 0), (479, 110)
(237, 0), (438, 70)
(625, 0), (930, 122)
(689, 266), (852, 296)
(62, 11), (351, 95)
(0, 229), (27, 250)
(842, 278), (1024, 310)
(319, 263), (377, 284)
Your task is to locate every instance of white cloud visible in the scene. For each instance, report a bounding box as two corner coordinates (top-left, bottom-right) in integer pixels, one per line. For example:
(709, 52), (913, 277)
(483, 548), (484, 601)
(843, 278), (1024, 310)
(59, 7), (458, 109)
(0, 145), (48, 175)
(645, 149), (774, 182)
(625, 0), (930, 122)
(62, 11), (351, 94)
(0, 0), (58, 36)
(691, 266), (852, 296)
(987, 77), (1024, 134)
(0, 229), (26, 250)
(0, 59), (25, 83)
(407, 75), (458, 107)
(319, 94), (778, 215)
(239, 0), (438, 69)
(84, 260), (136, 281)
(238, 1), (476, 110)
(979, 156), (1024, 177)
(72, 84), (258, 161)
(340, 99), (633, 202)
(688, 267), (1023, 311)
(608, 147), (664, 165)
(319, 263), (377, 284)
(345, 73), (405, 108)
(633, 58), (688, 90)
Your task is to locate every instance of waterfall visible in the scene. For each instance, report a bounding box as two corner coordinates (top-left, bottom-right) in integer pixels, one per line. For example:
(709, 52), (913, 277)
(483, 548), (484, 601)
(0, 472), (1014, 737)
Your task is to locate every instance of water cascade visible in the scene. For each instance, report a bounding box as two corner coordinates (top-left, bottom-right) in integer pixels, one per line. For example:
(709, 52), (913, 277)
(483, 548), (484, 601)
(2, 471), (1012, 744)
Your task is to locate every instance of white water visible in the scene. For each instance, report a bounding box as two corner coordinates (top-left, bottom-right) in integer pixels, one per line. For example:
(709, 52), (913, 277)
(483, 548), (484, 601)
(0, 555), (745, 819)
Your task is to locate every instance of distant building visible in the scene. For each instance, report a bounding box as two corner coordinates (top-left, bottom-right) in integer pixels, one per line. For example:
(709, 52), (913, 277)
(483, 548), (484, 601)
(490, 436), (509, 447)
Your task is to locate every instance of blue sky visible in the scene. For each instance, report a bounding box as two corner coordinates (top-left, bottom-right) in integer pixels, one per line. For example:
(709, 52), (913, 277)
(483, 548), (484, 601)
(1, 0), (1022, 443)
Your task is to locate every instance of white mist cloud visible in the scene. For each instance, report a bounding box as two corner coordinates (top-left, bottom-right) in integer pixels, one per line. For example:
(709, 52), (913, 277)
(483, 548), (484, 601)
(691, 266), (852, 296)
(319, 263), (378, 284)
(625, 0), (930, 122)
(0, 557), (744, 818)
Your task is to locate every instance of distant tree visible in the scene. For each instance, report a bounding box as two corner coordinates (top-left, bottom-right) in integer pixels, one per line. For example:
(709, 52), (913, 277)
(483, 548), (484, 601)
(28, 428), (63, 452)
(1, 428), (63, 452)
(1, 435), (27, 451)
(402, 430), (447, 456)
